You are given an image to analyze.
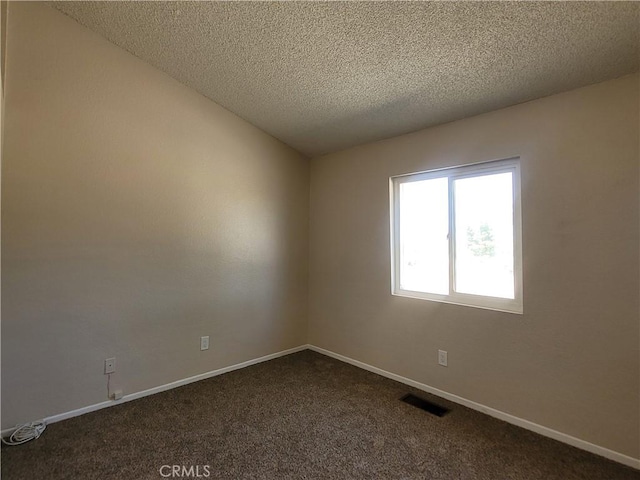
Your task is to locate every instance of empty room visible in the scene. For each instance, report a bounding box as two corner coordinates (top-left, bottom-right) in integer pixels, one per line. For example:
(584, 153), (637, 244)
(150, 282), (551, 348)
(1, 1), (639, 479)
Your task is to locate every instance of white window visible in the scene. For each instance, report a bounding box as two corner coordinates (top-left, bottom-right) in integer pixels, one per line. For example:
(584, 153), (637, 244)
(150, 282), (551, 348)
(390, 158), (522, 314)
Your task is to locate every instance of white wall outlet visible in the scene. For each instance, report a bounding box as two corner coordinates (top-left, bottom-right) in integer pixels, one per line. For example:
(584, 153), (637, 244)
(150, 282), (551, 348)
(438, 350), (448, 367)
(104, 357), (116, 374)
(200, 336), (209, 351)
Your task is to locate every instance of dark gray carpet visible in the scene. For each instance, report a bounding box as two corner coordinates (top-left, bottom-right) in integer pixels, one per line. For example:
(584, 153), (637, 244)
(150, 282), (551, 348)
(2, 350), (638, 479)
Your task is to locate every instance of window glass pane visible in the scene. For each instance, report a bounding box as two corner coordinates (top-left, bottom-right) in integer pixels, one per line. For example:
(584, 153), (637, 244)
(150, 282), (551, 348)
(453, 172), (514, 298)
(399, 178), (449, 294)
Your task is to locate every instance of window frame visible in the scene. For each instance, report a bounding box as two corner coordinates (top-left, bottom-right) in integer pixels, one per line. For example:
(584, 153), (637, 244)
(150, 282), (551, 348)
(390, 157), (523, 314)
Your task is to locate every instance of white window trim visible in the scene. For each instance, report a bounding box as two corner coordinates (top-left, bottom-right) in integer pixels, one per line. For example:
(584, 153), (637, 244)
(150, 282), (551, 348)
(390, 157), (523, 314)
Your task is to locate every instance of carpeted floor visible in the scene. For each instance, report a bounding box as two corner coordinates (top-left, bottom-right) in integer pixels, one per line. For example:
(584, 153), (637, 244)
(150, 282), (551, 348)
(2, 350), (639, 479)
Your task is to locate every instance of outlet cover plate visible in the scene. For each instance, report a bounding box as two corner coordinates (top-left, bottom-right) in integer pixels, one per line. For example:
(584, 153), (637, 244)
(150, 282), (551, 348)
(438, 350), (448, 367)
(104, 357), (116, 374)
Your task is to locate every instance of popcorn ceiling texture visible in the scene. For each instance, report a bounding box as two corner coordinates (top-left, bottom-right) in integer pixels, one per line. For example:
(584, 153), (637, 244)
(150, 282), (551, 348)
(51, 1), (638, 157)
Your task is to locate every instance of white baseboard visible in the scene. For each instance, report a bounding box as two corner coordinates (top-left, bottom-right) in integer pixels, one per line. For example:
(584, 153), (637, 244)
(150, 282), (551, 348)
(308, 344), (640, 470)
(1, 344), (308, 438)
(4, 343), (638, 471)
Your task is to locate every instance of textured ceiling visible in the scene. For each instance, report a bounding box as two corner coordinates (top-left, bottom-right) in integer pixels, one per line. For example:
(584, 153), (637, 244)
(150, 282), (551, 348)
(50, 1), (639, 157)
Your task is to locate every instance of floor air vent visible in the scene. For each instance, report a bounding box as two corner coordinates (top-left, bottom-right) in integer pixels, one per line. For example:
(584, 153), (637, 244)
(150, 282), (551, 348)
(400, 393), (450, 417)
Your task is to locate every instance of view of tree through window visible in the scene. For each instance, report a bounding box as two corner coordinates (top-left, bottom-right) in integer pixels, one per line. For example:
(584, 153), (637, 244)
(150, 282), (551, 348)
(467, 223), (495, 257)
(453, 172), (514, 299)
(391, 159), (522, 313)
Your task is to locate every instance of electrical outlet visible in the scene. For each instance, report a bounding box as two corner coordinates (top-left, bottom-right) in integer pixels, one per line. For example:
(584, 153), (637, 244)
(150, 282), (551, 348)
(438, 350), (448, 367)
(104, 357), (116, 374)
(200, 336), (209, 351)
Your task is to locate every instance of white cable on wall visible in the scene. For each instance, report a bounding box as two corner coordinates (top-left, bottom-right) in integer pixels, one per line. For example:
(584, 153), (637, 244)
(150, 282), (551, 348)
(1, 421), (46, 446)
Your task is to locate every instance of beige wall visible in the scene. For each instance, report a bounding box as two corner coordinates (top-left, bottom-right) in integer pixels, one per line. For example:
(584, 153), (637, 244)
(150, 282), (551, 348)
(2, 0), (638, 463)
(1, 1), (6, 96)
(1, 2), (308, 428)
(309, 74), (640, 458)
